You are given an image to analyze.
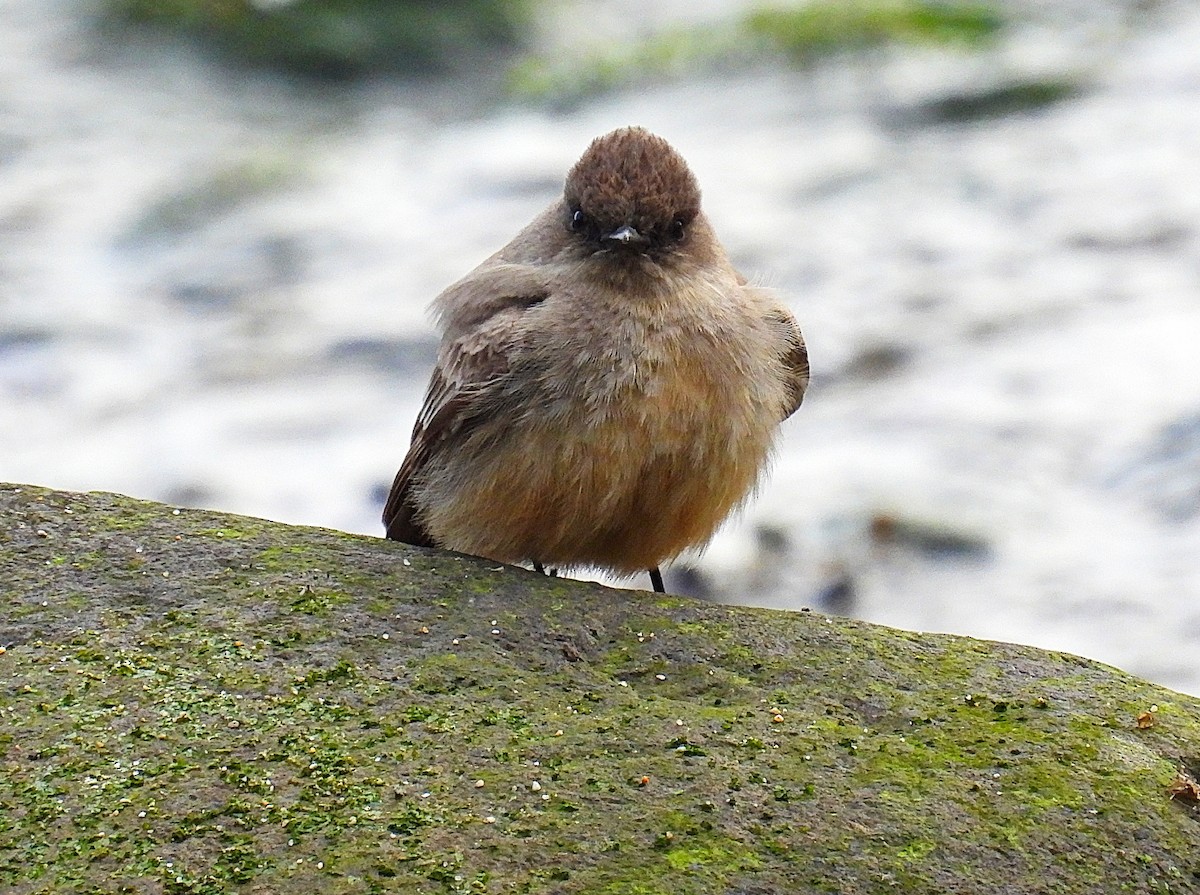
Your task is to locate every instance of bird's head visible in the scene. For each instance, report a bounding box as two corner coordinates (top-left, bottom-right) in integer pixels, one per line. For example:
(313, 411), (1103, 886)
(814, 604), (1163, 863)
(562, 127), (702, 263)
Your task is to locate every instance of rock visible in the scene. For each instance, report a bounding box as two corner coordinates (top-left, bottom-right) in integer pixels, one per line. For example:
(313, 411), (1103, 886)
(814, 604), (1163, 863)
(1, 482), (1198, 893)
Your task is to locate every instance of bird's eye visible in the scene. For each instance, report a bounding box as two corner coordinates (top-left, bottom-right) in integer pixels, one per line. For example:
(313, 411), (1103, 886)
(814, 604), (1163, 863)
(670, 218), (686, 241)
(570, 208), (589, 232)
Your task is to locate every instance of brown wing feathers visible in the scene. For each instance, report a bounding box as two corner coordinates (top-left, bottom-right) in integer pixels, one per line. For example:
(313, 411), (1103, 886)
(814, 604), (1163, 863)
(383, 276), (544, 545)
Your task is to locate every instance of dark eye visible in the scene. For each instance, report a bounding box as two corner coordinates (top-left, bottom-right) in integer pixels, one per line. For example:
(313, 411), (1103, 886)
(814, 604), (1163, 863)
(670, 218), (686, 241)
(570, 208), (589, 232)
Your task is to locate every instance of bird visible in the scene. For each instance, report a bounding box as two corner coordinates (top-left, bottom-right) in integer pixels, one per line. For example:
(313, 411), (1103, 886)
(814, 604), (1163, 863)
(383, 126), (808, 593)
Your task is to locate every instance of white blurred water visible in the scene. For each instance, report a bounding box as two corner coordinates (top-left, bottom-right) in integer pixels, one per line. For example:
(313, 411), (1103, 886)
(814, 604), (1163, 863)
(2, 1), (1199, 693)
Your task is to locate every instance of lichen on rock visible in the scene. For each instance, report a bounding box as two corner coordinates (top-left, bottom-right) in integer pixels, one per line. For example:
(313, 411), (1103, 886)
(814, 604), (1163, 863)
(1, 483), (1198, 893)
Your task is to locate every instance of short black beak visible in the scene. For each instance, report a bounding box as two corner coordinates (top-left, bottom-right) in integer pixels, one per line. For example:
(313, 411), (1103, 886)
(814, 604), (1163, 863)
(601, 224), (649, 249)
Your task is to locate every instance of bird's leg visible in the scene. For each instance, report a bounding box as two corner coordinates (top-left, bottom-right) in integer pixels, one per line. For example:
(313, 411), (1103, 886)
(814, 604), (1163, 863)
(532, 561), (558, 578)
(649, 567), (665, 593)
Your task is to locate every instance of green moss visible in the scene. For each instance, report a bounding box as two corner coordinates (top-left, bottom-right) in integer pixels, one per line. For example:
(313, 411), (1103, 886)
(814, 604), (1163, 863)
(745, 0), (1004, 61)
(72, 550), (108, 570)
(254, 545), (317, 571)
(288, 586), (352, 615)
(2, 482), (1200, 893)
(508, 1), (1007, 104)
(662, 839), (761, 873)
(508, 25), (738, 104)
(96, 509), (159, 531)
(894, 838), (935, 863)
(189, 525), (261, 539)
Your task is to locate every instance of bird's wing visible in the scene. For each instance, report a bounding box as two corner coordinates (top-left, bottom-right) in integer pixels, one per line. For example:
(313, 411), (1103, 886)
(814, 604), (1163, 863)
(769, 304), (809, 420)
(737, 276), (809, 422)
(383, 264), (550, 544)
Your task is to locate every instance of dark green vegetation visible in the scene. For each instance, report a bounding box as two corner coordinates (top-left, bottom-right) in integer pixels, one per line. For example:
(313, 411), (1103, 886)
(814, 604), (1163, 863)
(744, 0), (1004, 61)
(914, 76), (1082, 123)
(2, 483), (1199, 893)
(103, 0), (532, 77)
(508, 0), (1007, 104)
(97, 0), (1085, 121)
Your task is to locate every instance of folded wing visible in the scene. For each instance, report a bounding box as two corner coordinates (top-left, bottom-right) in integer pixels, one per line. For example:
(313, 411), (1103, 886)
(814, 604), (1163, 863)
(383, 265), (550, 544)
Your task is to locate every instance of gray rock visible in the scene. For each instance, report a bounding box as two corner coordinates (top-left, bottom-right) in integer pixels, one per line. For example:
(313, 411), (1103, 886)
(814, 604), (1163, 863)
(1, 483), (1198, 893)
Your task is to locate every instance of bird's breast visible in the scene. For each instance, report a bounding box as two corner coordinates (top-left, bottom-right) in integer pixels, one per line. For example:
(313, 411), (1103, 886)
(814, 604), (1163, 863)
(422, 287), (787, 572)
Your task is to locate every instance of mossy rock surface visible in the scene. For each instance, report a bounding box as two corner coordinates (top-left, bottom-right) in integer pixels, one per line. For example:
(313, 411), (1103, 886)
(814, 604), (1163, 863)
(1, 483), (1198, 893)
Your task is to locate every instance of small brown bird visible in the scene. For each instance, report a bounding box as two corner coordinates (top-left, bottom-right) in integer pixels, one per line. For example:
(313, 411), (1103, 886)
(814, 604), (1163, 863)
(383, 126), (808, 592)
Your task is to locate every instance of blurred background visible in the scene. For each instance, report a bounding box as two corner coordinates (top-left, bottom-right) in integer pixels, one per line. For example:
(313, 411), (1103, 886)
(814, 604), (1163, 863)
(2, 0), (1198, 694)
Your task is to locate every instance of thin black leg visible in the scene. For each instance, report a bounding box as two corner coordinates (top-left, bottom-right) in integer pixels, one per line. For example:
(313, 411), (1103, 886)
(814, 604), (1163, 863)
(649, 567), (665, 593)
(533, 560), (545, 575)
